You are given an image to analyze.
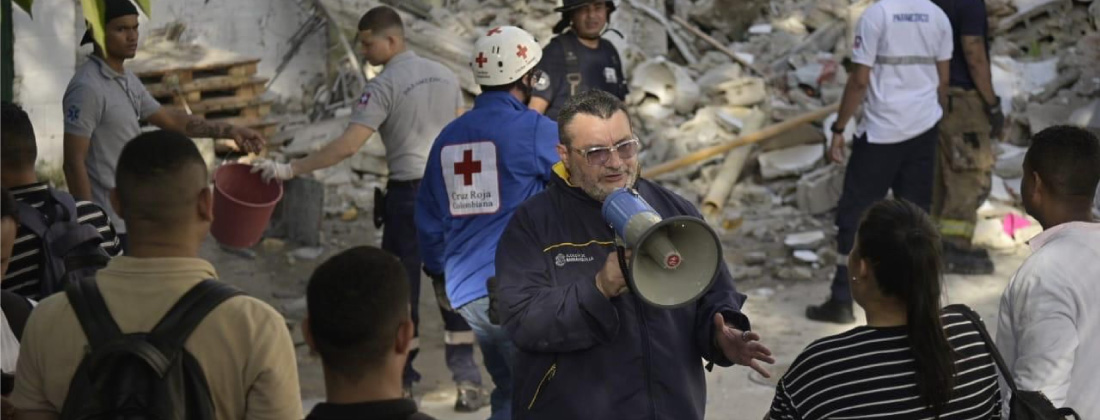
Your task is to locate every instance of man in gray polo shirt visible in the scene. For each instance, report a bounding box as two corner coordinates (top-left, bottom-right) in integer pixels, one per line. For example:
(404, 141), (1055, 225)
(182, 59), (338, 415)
(63, 0), (264, 249)
(252, 5), (488, 411)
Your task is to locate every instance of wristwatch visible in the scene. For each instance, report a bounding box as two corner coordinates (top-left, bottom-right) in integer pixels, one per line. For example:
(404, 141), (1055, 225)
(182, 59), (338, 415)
(830, 122), (846, 135)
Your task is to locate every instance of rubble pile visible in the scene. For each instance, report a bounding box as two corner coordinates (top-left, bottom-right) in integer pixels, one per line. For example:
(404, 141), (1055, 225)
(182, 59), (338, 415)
(263, 0), (1099, 281)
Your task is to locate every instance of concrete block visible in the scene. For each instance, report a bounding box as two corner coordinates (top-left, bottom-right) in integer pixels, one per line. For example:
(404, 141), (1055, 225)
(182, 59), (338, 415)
(717, 77), (767, 107)
(758, 144), (825, 180)
(796, 165), (844, 215)
(266, 177), (325, 246)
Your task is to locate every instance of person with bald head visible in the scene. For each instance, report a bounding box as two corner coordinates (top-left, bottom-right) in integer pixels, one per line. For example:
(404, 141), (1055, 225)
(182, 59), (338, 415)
(10, 131), (302, 419)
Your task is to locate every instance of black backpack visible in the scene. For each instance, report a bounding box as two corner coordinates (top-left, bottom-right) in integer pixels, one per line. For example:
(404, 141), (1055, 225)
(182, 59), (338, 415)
(60, 277), (244, 420)
(946, 304), (1081, 420)
(14, 189), (111, 298)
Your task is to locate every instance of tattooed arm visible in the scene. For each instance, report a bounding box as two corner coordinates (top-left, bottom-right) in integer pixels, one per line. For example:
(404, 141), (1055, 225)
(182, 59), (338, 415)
(147, 108), (264, 153)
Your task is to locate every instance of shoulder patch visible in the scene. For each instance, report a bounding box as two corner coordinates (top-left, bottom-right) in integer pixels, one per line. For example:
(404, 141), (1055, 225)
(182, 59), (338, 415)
(357, 92), (371, 108)
(66, 105), (81, 123)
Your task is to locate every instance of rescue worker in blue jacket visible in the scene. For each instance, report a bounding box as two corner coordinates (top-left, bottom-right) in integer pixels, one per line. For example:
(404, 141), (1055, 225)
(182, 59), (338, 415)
(495, 89), (774, 420)
(415, 26), (559, 420)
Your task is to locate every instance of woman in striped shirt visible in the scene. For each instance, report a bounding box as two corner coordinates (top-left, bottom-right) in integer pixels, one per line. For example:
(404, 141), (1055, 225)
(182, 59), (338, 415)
(768, 199), (1001, 419)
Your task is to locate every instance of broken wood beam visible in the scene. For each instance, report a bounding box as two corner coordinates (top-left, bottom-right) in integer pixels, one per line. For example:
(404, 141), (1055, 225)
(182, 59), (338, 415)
(642, 104), (839, 178)
(671, 15), (767, 77)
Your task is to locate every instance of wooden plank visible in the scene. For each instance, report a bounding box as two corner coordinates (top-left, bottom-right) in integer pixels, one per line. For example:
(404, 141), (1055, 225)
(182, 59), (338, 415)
(145, 75), (268, 96)
(161, 101), (271, 121)
(137, 61), (259, 86)
(150, 79), (266, 106)
(182, 96), (269, 114)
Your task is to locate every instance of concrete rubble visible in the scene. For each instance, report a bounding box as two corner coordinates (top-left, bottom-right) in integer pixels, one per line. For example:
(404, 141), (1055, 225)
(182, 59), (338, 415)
(253, 0), (1097, 283)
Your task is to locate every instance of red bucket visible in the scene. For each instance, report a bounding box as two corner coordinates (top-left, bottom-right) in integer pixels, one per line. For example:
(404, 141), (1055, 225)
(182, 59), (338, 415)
(210, 163), (283, 248)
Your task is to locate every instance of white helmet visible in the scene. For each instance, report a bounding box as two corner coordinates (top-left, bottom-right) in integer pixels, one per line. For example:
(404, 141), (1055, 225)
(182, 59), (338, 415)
(470, 26), (543, 87)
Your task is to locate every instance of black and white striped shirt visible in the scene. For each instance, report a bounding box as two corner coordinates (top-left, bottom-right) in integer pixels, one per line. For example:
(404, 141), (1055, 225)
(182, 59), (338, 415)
(769, 310), (1002, 420)
(1, 183), (122, 299)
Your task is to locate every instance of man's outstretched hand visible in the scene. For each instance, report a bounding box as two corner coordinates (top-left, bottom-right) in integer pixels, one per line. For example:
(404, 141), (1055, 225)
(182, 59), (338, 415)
(713, 313), (775, 378)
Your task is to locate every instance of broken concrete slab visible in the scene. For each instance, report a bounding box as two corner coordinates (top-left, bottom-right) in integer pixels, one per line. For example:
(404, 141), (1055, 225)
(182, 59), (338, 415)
(627, 57), (700, 114)
(793, 249), (819, 263)
(744, 251), (768, 265)
(784, 230), (827, 250)
(758, 144), (825, 179)
(717, 77), (767, 107)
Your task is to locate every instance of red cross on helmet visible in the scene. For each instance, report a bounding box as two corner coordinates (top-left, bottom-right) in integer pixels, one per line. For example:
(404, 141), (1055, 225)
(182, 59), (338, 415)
(469, 26), (543, 87)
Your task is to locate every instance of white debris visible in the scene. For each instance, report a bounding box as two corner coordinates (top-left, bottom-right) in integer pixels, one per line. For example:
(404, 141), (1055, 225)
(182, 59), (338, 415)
(758, 144), (825, 179)
(793, 249), (819, 263)
(784, 230), (827, 250)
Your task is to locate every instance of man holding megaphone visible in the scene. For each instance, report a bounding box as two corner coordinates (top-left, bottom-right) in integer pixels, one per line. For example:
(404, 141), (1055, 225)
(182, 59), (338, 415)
(496, 90), (774, 420)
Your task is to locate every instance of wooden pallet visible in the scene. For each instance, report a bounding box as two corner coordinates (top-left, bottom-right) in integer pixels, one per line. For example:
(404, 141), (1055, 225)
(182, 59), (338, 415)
(147, 75), (268, 106)
(162, 96), (272, 120)
(136, 59), (260, 86)
(208, 116), (280, 138)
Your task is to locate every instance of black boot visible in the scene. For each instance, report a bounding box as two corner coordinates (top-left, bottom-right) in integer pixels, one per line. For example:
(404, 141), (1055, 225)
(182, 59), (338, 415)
(806, 298), (855, 324)
(454, 381), (489, 412)
(943, 243), (995, 275)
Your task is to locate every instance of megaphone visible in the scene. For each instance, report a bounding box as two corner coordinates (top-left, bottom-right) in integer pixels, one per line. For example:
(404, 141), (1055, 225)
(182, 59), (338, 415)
(602, 188), (722, 308)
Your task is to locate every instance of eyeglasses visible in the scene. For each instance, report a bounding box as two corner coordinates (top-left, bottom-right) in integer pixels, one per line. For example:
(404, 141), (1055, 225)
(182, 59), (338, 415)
(571, 138), (641, 166)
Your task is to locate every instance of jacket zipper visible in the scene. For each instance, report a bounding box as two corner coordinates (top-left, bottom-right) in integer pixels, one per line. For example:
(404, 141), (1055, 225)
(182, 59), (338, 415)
(527, 363), (557, 410)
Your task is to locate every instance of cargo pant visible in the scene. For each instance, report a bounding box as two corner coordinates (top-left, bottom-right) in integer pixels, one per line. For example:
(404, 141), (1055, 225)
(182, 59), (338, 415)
(932, 89), (994, 249)
(382, 180), (483, 388)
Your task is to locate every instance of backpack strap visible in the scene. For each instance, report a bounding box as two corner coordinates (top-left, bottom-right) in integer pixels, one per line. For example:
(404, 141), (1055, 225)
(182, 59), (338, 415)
(13, 200), (47, 237)
(46, 189), (80, 223)
(65, 276), (124, 350)
(151, 280), (244, 350)
(943, 304), (1019, 394)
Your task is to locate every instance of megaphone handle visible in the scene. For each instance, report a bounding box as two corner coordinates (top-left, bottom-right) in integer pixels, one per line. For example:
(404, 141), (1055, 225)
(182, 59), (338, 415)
(615, 244), (633, 293)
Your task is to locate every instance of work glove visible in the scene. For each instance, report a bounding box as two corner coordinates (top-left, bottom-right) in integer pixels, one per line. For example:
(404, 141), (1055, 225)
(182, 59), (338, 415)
(424, 267), (454, 312)
(249, 159), (294, 183)
(987, 97), (1005, 140)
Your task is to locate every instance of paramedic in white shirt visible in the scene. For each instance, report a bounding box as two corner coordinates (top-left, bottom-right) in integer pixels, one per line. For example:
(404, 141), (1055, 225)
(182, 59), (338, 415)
(997, 125), (1100, 419)
(807, 0), (954, 324)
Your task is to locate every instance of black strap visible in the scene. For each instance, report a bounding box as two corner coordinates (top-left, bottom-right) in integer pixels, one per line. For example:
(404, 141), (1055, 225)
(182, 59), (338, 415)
(65, 277), (125, 350)
(150, 279), (244, 349)
(562, 35), (582, 97)
(944, 304), (1019, 394)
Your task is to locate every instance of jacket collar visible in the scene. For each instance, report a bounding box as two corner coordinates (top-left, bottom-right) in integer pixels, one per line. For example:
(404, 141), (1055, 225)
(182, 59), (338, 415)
(1029, 221), (1100, 252)
(88, 54), (125, 80)
(473, 90), (525, 111)
(552, 162), (604, 207)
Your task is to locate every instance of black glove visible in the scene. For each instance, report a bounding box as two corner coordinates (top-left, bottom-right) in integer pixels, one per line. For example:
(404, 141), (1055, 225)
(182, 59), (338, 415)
(423, 267), (453, 312)
(987, 97), (1005, 140)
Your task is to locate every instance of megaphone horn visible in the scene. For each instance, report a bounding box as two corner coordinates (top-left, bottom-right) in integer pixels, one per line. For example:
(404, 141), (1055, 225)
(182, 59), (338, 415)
(602, 188), (723, 308)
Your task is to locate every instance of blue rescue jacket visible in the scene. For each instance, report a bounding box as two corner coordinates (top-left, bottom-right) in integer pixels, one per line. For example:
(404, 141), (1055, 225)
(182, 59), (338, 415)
(496, 163), (752, 420)
(416, 91), (559, 309)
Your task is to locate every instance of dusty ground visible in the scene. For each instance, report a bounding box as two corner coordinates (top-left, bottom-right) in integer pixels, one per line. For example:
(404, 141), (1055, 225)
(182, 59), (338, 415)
(201, 212), (1025, 420)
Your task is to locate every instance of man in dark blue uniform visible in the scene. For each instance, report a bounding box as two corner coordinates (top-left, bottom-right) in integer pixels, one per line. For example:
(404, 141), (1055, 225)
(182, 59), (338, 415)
(496, 90), (774, 420)
(529, 0), (628, 120)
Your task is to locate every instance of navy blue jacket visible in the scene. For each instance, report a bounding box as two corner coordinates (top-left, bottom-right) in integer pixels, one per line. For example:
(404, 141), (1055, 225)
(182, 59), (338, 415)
(496, 163), (751, 420)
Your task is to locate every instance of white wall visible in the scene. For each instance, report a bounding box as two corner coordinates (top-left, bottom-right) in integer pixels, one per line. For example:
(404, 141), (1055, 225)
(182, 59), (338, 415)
(13, 0), (327, 168)
(11, 0), (78, 171)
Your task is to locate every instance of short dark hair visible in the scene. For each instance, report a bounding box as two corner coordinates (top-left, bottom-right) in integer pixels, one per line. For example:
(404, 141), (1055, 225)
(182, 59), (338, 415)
(1, 188), (17, 221)
(1, 101), (37, 169)
(358, 6), (404, 35)
(307, 246), (410, 380)
(1024, 125), (1100, 198)
(556, 89), (630, 145)
(115, 130), (208, 225)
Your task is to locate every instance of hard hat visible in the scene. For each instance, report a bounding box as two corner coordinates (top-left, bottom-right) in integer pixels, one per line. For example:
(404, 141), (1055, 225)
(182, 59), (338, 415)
(470, 26), (543, 87)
